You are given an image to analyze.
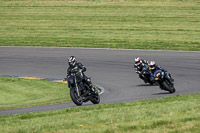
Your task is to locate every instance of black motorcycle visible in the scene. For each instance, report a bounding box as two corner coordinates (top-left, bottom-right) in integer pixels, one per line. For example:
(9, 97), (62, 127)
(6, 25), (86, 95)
(141, 65), (155, 85)
(67, 70), (100, 106)
(154, 70), (175, 93)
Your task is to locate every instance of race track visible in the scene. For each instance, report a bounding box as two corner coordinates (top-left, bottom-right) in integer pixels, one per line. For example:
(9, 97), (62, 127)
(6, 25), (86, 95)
(0, 46), (200, 115)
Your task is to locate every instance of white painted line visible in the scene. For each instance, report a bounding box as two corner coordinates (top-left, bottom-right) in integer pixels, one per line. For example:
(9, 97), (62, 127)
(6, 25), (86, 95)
(94, 84), (105, 95)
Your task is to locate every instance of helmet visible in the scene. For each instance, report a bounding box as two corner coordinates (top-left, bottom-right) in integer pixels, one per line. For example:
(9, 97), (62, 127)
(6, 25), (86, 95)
(135, 57), (141, 65)
(68, 56), (76, 67)
(149, 61), (156, 70)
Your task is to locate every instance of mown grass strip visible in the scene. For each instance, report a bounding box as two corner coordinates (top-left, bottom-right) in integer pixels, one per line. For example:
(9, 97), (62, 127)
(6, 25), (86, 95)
(0, 93), (199, 132)
(0, 77), (70, 110)
(0, 0), (199, 51)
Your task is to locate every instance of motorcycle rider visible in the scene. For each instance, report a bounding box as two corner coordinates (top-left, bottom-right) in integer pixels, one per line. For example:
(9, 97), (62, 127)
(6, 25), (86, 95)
(134, 57), (149, 82)
(66, 56), (93, 91)
(149, 61), (174, 83)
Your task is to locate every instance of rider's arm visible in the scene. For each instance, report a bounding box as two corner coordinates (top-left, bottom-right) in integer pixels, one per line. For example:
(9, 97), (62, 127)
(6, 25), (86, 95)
(141, 59), (149, 65)
(67, 68), (71, 78)
(158, 66), (167, 72)
(78, 63), (86, 72)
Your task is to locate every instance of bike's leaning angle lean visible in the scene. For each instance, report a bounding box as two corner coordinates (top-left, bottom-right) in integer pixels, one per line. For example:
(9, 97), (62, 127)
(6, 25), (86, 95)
(66, 67), (100, 106)
(154, 70), (176, 93)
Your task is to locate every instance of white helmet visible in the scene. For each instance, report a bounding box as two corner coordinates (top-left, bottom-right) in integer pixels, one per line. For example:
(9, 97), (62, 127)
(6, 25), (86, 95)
(135, 57), (141, 65)
(149, 61), (156, 70)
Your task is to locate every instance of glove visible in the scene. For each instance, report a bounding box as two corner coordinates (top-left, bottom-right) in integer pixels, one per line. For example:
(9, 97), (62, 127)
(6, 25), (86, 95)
(79, 69), (83, 73)
(63, 77), (68, 81)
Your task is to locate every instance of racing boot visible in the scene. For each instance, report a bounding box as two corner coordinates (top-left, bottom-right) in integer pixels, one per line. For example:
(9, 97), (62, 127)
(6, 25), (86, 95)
(86, 78), (96, 93)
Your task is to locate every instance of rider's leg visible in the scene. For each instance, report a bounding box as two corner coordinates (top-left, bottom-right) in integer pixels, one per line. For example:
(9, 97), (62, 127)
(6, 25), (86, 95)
(84, 76), (96, 92)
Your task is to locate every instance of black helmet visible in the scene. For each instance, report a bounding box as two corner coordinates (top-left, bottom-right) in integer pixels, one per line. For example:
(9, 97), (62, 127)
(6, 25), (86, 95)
(68, 56), (76, 67)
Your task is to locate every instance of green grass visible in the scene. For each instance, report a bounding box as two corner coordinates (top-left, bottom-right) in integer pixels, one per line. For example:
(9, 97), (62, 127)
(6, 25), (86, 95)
(0, 0), (199, 51)
(0, 77), (70, 110)
(0, 93), (200, 132)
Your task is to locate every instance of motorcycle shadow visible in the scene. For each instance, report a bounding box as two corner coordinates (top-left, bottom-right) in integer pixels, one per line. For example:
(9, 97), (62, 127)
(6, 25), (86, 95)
(152, 92), (172, 95)
(137, 84), (157, 87)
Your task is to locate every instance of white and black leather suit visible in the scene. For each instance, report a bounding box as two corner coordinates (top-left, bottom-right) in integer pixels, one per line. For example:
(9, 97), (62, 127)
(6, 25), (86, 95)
(134, 59), (149, 81)
(134, 59), (148, 74)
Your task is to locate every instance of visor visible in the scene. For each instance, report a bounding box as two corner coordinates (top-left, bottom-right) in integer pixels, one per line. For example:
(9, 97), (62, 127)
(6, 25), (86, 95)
(135, 61), (140, 65)
(69, 61), (74, 65)
(150, 66), (155, 69)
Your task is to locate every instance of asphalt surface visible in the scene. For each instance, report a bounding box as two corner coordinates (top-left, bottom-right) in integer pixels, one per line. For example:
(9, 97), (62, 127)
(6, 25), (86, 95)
(0, 46), (200, 115)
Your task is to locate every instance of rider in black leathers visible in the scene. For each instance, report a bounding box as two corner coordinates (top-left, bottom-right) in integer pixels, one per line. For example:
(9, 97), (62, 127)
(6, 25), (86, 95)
(66, 56), (93, 90)
(134, 57), (149, 81)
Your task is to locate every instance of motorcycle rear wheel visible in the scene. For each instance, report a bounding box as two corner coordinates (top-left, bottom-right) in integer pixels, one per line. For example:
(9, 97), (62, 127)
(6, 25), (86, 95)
(90, 95), (100, 104)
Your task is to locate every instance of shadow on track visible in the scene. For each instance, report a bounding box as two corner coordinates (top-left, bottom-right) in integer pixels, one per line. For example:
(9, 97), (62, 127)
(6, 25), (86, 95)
(152, 92), (173, 95)
(136, 84), (158, 87)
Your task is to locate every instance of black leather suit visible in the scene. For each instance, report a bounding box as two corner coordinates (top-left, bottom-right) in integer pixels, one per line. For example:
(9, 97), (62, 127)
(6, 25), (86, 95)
(67, 62), (91, 88)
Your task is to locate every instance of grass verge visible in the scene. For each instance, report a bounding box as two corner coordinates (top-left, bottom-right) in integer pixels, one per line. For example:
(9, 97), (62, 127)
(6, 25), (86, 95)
(0, 77), (70, 110)
(0, 0), (199, 51)
(0, 93), (200, 132)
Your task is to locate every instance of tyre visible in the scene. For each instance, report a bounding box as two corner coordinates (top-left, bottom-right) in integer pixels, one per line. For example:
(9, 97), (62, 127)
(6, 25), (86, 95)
(162, 81), (175, 93)
(172, 87), (176, 93)
(70, 88), (83, 106)
(90, 95), (100, 104)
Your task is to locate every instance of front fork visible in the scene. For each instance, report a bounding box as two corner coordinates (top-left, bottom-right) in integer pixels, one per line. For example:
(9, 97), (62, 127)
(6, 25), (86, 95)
(75, 77), (80, 97)
(165, 73), (174, 85)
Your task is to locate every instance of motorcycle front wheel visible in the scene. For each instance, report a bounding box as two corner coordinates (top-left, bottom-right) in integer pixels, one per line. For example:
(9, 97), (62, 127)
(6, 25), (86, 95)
(70, 88), (83, 106)
(162, 81), (176, 93)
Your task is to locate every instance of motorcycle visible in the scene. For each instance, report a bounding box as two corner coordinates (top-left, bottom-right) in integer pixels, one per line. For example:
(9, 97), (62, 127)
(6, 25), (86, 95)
(140, 65), (155, 85)
(67, 69), (100, 106)
(154, 70), (176, 93)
